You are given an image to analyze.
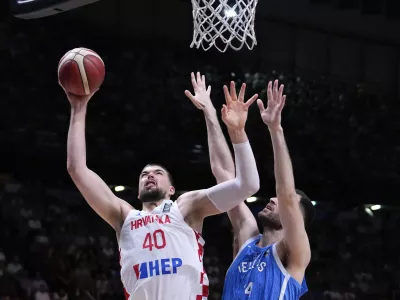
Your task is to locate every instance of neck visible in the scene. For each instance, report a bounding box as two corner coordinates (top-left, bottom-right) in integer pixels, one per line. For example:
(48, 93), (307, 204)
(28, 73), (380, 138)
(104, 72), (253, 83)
(258, 228), (283, 248)
(141, 199), (168, 212)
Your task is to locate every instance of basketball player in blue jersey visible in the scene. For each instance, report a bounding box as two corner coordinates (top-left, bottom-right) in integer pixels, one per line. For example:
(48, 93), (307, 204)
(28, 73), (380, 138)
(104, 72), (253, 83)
(191, 79), (314, 299)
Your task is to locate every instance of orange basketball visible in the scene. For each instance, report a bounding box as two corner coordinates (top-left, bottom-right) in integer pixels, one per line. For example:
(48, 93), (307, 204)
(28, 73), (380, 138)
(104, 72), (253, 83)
(58, 48), (105, 96)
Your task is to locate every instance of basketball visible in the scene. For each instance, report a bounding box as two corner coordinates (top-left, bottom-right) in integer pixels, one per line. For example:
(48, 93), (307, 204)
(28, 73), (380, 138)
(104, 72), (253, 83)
(58, 47), (105, 96)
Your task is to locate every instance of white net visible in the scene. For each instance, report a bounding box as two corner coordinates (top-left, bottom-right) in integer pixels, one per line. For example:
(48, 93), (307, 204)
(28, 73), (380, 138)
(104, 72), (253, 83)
(190, 0), (259, 52)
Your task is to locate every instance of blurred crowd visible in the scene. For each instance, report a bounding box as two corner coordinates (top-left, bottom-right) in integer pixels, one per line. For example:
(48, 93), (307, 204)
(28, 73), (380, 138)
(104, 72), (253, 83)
(0, 18), (399, 206)
(0, 181), (399, 300)
(0, 13), (400, 300)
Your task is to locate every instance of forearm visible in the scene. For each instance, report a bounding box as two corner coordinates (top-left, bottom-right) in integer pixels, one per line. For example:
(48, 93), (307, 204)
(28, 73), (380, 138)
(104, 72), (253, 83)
(204, 109), (235, 183)
(206, 141), (259, 212)
(67, 103), (88, 171)
(269, 127), (296, 197)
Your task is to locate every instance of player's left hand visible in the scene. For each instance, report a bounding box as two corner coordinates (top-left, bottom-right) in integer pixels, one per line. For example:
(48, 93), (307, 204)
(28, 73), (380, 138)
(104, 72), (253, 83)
(221, 81), (258, 130)
(184, 72), (213, 112)
(257, 80), (286, 131)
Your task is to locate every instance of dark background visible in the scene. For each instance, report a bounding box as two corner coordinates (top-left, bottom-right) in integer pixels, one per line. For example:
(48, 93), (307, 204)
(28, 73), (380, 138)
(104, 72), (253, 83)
(0, 0), (399, 299)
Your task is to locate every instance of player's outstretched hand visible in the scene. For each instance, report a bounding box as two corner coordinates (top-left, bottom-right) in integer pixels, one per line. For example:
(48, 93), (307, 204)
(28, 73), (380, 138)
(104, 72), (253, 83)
(59, 82), (97, 107)
(257, 80), (286, 131)
(184, 72), (213, 112)
(221, 81), (258, 130)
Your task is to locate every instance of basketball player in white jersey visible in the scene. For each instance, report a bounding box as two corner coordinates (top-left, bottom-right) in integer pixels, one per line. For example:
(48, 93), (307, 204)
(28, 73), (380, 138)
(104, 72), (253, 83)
(63, 72), (259, 300)
(195, 79), (313, 299)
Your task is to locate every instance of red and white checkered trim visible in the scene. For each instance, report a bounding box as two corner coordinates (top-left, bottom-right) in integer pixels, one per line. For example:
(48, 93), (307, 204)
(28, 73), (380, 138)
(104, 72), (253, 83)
(194, 231), (209, 299)
(194, 231), (205, 263)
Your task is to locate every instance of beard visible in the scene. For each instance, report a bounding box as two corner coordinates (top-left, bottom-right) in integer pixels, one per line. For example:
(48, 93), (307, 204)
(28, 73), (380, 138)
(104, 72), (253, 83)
(139, 187), (167, 203)
(258, 211), (283, 230)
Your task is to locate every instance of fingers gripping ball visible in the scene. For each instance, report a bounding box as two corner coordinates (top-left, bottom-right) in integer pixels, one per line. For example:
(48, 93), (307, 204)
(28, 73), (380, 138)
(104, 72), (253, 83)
(58, 48), (105, 96)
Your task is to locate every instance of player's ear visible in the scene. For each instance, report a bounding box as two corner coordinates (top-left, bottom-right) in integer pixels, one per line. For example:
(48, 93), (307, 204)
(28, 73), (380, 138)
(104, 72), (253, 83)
(169, 186), (175, 196)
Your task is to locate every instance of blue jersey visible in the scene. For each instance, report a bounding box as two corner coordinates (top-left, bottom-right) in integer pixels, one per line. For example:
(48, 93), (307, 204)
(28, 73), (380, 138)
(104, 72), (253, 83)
(222, 235), (308, 300)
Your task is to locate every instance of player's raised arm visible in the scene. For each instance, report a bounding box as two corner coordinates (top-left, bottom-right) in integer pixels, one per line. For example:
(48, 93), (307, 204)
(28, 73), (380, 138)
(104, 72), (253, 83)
(190, 80), (259, 254)
(186, 75), (259, 246)
(178, 81), (260, 230)
(258, 80), (311, 283)
(65, 92), (129, 230)
(184, 72), (235, 183)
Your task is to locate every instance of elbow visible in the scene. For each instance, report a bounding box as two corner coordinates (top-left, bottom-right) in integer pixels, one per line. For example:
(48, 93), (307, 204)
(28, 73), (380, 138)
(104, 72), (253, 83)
(248, 180), (260, 196)
(241, 176), (260, 197)
(67, 162), (87, 176)
(66, 162), (77, 174)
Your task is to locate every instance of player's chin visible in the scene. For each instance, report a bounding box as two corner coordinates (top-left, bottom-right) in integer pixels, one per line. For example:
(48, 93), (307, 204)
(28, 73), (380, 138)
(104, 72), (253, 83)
(139, 188), (165, 203)
(259, 211), (274, 220)
(257, 211), (267, 219)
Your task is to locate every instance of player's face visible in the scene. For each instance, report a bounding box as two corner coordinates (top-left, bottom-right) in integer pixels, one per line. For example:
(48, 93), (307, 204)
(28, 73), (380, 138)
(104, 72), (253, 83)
(138, 165), (175, 203)
(257, 197), (283, 230)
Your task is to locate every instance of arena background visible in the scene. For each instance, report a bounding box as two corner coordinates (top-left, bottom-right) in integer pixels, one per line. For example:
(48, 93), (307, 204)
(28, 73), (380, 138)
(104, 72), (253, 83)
(0, 0), (400, 299)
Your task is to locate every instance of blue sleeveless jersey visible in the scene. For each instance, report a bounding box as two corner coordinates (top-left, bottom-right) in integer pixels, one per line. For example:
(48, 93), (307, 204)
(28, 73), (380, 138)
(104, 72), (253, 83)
(222, 235), (308, 300)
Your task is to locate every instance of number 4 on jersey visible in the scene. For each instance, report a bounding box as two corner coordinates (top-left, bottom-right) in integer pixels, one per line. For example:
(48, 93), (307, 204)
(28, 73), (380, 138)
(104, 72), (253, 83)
(245, 282), (253, 295)
(143, 233), (154, 251)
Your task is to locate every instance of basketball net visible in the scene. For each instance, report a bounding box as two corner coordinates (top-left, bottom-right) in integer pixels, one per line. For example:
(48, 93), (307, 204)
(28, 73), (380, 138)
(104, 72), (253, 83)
(190, 0), (259, 52)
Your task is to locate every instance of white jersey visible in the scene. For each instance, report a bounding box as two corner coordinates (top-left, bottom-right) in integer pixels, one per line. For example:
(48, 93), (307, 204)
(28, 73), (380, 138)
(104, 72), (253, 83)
(118, 200), (209, 300)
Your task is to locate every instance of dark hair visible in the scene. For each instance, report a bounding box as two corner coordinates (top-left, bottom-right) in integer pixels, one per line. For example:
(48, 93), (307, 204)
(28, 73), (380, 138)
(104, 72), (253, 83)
(296, 189), (315, 229)
(143, 163), (174, 186)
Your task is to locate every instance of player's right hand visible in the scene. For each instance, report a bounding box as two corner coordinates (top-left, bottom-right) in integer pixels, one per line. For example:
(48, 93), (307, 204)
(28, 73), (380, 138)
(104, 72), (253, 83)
(221, 81), (258, 131)
(60, 83), (97, 107)
(184, 72), (212, 111)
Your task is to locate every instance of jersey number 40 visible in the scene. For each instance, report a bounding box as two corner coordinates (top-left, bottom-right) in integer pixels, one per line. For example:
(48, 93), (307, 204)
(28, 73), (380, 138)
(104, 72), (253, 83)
(143, 229), (167, 251)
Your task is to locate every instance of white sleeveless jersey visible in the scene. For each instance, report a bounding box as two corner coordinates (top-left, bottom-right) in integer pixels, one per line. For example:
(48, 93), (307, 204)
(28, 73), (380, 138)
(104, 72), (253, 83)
(118, 200), (209, 300)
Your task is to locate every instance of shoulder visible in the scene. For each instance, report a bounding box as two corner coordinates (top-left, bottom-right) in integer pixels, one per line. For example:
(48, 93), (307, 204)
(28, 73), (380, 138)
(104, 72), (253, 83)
(233, 234), (261, 261)
(176, 190), (206, 206)
(176, 190), (207, 218)
(174, 196), (204, 233)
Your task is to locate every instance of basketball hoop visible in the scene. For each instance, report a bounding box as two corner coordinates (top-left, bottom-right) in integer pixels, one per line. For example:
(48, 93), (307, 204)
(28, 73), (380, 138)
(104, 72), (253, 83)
(190, 0), (259, 52)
